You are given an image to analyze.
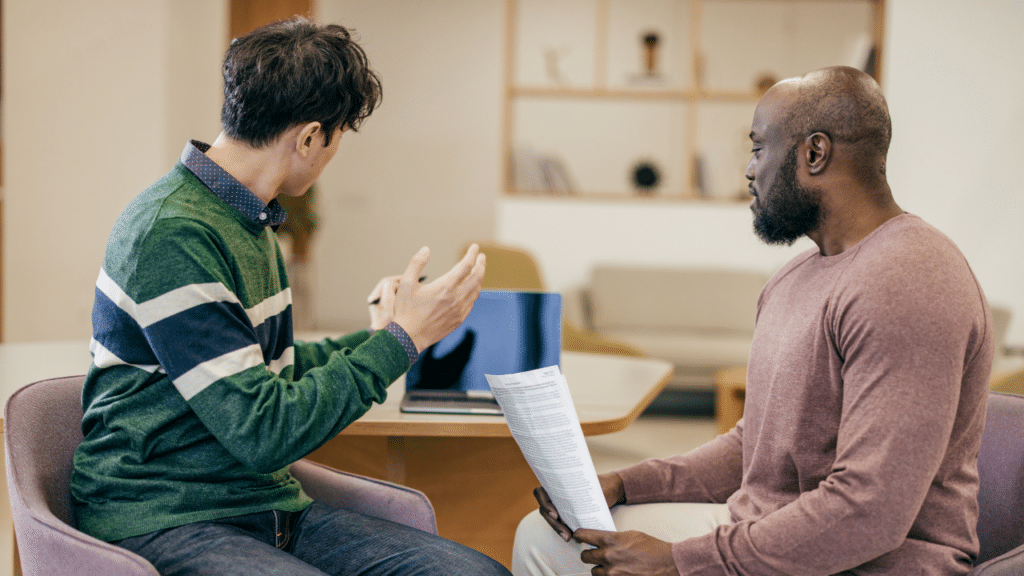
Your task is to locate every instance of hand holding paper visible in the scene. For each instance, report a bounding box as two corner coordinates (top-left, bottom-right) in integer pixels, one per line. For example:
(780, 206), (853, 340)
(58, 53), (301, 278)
(485, 366), (616, 534)
(534, 472), (625, 541)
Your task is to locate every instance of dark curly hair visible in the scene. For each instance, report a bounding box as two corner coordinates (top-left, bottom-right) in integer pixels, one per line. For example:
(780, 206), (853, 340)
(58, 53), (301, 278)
(221, 17), (382, 148)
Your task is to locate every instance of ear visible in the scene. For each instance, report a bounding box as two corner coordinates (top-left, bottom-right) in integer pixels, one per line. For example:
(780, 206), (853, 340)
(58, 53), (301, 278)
(295, 122), (323, 159)
(803, 132), (832, 176)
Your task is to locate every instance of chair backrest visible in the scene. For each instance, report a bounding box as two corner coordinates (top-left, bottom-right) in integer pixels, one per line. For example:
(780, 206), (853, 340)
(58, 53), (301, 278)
(5, 375), (159, 576)
(470, 242), (546, 291)
(976, 392), (1024, 564)
(465, 242), (643, 356)
(6, 376), (87, 527)
(5, 376), (439, 574)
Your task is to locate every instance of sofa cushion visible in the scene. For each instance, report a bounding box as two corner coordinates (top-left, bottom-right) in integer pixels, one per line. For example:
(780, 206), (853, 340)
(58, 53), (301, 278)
(599, 329), (754, 368)
(589, 266), (768, 334)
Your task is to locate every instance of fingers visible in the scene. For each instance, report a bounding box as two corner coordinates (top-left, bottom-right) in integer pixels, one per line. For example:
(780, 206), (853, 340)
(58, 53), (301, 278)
(534, 485), (554, 509)
(579, 544), (601, 569)
(454, 251), (485, 308)
(432, 243), (480, 287)
(577, 531), (677, 574)
(573, 528), (612, 548)
(367, 276), (399, 331)
(451, 247), (485, 304)
(576, 530), (614, 572)
(377, 277), (397, 311)
(423, 245), (485, 311)
(368, 275), (401, 305)
(534, 487), (572, 541)
(390, 244), (486, 352)
(367, 281), (386, 306)
(470, 252), (486, 292)
(401, 247), (431, 287)
(456, 243), (481, 278)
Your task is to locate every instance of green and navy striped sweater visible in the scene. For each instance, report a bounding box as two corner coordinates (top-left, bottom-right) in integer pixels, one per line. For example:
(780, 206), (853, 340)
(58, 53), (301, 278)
(71, 162), (411, 542)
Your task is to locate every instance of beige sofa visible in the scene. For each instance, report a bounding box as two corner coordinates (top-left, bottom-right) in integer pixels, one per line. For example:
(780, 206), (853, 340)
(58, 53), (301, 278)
(568, 266), (1022, 395)
(566, 265), (770, 391)
(991, 305), (1024, 395)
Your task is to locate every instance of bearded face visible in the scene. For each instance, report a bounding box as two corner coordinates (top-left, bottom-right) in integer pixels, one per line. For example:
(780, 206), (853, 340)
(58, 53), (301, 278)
(752, 144), (823, 246)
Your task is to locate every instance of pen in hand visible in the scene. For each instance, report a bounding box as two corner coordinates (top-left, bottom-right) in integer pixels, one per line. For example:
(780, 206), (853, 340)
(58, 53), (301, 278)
(369, 276), (426, 305)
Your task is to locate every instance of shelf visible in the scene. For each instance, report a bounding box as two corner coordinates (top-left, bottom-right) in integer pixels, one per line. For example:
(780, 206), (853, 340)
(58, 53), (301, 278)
(506, 189), (750, 204)
(501, 0), (886, 201)
(511, 85), (762, 103)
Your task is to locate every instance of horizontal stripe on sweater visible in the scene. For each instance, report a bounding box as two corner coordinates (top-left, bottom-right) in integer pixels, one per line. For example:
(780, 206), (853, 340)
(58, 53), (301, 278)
(92, 268), (295, 396)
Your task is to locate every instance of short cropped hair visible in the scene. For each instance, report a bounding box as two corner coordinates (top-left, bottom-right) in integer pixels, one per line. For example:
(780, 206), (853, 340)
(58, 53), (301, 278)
(221, 18), (383, 148)
(785, 67), (891, 161)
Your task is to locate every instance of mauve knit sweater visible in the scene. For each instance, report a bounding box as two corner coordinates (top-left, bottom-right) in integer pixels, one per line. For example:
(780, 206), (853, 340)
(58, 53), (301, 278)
(616, 214), (994, 575)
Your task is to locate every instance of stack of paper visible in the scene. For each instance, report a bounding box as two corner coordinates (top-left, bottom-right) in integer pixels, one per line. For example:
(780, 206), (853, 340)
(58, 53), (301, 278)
(486, 366), (615, 532)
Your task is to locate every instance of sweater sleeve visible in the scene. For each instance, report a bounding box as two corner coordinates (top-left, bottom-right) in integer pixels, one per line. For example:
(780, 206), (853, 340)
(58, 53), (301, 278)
(130, 221), (411, 473)
(292, 331), (372, 377)
(616, 423), (743, 506)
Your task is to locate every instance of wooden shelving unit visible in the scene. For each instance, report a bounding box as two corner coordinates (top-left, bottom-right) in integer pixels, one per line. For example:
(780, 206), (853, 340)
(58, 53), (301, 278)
(501, 0), (885, 201)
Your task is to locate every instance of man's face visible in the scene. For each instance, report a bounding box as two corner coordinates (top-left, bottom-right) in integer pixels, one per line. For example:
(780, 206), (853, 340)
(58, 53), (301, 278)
(750, 144), (822, 245)
(746, 89), (822, 245)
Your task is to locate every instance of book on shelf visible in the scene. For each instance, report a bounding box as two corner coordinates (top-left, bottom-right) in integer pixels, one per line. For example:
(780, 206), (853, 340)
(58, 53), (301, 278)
(513, 148), (576, 195)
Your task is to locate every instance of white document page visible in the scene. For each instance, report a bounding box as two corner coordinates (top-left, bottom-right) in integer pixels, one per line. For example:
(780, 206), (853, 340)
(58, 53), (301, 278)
(486, 365), (616, 532)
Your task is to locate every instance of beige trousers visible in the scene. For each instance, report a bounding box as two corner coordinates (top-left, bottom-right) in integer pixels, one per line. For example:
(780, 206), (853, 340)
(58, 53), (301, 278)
(511, 503), (731, 576)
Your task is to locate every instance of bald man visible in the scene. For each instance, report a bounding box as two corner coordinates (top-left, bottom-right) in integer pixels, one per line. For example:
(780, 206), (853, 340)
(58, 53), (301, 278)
(512, 66), (994, 576)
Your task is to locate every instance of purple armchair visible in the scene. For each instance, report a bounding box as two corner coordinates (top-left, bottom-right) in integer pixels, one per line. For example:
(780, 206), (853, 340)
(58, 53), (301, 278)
(4, 375), (437, 576)
(971, 391), (1024, 575)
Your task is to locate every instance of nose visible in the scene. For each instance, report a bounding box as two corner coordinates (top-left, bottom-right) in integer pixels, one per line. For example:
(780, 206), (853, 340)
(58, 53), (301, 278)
(745, 156), (756, 181)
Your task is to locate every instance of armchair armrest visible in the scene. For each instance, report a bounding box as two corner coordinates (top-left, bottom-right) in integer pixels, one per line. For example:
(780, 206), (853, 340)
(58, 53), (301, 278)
(290, 459), (437, 535)
(9, 506), (158, 576)
(971, 542), (1024, 575)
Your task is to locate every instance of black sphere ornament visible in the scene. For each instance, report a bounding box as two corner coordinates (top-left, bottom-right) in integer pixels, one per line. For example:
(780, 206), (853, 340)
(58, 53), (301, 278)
(632, 161), (661, 195)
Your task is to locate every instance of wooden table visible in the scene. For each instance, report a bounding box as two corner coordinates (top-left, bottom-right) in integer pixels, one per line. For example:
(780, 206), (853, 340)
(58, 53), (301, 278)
(714, 365), (747, 435)
(307, 351), (672, 566)
(0, 341), (671, 571)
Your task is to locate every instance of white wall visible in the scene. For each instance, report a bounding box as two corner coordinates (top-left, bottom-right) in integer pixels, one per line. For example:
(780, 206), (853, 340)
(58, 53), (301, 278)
(2, 0), (1022, 346)
(1, 0), (227, 342)
(1, 0), (503, 342)
(882, 0), (1024, 342)
(310, 0), (503, 330)
(498, 199), (811, 289)
(500, 0), (1024, 344)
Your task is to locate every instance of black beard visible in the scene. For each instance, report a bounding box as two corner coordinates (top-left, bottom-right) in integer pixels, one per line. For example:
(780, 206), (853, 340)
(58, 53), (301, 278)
(752, 145), (822, 245)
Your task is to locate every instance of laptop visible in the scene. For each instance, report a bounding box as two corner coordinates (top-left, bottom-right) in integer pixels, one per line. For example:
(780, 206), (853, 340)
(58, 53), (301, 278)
(400, 290), (562, 415)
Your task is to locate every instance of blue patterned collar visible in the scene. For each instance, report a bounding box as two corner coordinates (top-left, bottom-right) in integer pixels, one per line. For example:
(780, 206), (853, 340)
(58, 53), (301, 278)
(180, 140), (288, 228)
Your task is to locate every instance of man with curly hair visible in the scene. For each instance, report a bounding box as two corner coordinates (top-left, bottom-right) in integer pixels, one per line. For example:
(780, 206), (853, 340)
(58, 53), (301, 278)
(73, 18), (508, 576)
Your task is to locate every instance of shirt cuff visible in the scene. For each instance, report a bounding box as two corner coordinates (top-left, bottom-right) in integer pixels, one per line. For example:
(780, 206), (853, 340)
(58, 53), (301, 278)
(383, 322), (419, 364)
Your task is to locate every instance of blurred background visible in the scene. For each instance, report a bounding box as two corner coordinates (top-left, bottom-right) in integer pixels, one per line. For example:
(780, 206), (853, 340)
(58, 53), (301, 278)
(2, 0), (1022, 348)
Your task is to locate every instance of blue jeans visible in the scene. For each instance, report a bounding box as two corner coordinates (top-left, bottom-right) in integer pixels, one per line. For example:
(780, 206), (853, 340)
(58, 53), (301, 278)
(115, 502), (511, 576)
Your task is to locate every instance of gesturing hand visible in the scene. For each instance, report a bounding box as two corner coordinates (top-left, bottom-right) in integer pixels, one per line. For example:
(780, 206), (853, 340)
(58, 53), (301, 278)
(392, 244), (486, 352)
(367, 275), (401, 331)
(573, 529), (679, 576)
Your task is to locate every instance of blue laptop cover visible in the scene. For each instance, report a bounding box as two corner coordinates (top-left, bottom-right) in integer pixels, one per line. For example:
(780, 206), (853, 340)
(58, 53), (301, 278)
(400, 290), (562, 414)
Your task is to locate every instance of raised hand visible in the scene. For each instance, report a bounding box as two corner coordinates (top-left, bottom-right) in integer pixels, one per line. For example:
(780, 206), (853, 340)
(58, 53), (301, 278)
(392, 244), (486, 352)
